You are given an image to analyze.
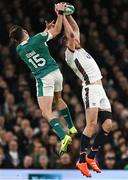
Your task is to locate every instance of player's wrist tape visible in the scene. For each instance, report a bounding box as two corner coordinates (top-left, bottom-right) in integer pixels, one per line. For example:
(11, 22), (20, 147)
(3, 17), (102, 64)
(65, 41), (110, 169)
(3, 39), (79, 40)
(58, 10), (64, 15)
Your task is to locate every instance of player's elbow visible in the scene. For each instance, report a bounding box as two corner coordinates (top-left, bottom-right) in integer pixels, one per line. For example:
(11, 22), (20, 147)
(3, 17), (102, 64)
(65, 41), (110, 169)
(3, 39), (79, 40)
(69, 32), (75, 40)
(70, 32), (75, 38)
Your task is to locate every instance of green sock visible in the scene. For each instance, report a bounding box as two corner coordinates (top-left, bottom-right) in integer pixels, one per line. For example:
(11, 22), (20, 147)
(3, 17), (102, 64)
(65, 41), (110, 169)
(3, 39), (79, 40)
(49, 118), (65, 140)
(61, 107), (74, 129)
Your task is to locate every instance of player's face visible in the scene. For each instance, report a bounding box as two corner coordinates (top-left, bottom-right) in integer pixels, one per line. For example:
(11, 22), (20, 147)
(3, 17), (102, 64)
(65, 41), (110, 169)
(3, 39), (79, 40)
(23, 30), (30, 39)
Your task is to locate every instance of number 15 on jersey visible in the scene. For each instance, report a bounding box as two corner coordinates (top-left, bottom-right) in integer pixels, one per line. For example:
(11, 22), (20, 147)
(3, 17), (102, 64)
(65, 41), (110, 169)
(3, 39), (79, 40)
(29, 54), (46, 68)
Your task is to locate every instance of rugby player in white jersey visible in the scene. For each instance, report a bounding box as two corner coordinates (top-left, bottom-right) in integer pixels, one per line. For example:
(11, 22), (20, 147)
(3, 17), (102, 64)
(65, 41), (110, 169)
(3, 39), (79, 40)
(62, 15), (113, 177)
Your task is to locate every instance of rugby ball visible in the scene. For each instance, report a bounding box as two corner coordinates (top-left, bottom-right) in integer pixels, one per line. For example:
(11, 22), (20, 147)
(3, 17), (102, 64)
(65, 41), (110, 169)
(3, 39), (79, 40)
(63, 2), (75, 15)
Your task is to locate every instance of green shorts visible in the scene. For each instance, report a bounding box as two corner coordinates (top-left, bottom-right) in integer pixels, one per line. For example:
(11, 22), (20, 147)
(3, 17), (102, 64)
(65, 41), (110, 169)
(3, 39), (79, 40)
(36, 69), (63, 97)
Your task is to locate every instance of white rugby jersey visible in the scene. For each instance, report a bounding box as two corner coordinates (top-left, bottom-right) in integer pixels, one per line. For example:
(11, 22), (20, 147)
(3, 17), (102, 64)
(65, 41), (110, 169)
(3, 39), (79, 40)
(65, 48), (102, 86)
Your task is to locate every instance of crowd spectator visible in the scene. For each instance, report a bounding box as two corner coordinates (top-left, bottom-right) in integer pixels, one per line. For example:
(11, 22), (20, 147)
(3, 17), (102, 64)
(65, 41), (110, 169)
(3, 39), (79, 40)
(23, 155), (33, 169)
(57, 153), (73, 169)
(5, 140), (23, 168)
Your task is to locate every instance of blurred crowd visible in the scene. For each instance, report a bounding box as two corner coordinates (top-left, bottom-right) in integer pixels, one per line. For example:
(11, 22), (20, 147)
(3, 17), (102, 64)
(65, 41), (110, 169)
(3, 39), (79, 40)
(0, 0), (128, 170)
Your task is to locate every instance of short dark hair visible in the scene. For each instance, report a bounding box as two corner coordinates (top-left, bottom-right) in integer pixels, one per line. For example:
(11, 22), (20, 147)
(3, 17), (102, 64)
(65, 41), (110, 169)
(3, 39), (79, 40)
(9, 25), (24, 42)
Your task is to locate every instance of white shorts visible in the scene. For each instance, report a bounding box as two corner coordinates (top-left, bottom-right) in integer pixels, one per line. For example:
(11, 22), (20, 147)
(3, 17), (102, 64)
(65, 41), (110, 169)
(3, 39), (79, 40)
(36, 69), (63, 96)
(82, 84), (111, 110)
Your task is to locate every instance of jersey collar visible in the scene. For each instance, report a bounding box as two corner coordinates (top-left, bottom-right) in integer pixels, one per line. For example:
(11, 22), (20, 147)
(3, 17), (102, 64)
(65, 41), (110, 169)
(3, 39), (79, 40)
(20, 38), (29, 45)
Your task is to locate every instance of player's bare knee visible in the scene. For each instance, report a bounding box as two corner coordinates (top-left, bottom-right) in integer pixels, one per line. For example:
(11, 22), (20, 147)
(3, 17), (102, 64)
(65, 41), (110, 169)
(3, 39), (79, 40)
(87, 119), (97, 129)
(41, 111), (47, 119)
(86, 120), (97, 130)
(102, 119), (112, 133)
(41, 109), (52, 120)
(84, 125), (96, 137)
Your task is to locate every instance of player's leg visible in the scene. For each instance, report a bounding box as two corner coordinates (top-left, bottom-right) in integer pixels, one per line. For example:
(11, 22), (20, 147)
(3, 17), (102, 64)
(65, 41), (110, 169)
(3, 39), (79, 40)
(36, 75), (72, 155)
(80, 87), (99, 160)
(87, 109), (112, 159)
(79, 108), (98, 161)
(76, 108), (99, 176)
(54, 91), (77, 134)
(77, 86), (102, 175)
(76, 87), (100, 177)
(53, 69), (77, 134)
(87, 87), (112, 172)
(37, 96), (64, 139)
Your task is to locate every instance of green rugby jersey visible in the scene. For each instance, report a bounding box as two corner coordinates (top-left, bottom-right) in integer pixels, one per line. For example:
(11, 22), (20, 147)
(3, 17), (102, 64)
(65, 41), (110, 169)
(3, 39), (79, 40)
(16, 32), (59, 79)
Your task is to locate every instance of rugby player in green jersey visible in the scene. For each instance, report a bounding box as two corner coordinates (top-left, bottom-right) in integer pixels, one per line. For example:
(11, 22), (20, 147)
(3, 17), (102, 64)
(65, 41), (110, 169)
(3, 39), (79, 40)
(9, 3), (77, 155)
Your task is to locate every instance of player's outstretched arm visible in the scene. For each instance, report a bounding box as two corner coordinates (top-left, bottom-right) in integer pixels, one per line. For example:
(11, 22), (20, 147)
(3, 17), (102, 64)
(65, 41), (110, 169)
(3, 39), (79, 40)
(48, 3), (66, 37)
(66, 15), (80, 41)
(63, 16), (75, 51)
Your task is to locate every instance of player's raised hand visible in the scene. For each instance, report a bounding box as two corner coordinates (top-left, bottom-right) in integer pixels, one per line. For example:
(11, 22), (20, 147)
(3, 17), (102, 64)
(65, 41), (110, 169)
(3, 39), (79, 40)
(55, 2), (66, 15)
(58, 2), (66, 11)
(55, 4), (58, 15)
(45, 20), (55, 30)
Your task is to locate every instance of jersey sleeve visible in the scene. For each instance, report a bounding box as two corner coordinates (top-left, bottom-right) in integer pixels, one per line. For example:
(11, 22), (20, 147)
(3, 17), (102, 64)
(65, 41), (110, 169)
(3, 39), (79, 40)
(40, 31), (53, 42)
(65, 48), (74, 63)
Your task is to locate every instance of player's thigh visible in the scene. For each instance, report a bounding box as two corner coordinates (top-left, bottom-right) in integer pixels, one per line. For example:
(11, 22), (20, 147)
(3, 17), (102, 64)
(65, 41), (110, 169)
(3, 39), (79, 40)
(99, 87), (111, 112)
(54, 69), (63, 93)
(36, 75), (54, 112)
(54, 91), (62, 105)
(54, 91), (62, 101)
(82, 86), (100, 109)
(36, 74), (54, 97)
(98, 87), (112, 132)
(82, 86), (99, 126)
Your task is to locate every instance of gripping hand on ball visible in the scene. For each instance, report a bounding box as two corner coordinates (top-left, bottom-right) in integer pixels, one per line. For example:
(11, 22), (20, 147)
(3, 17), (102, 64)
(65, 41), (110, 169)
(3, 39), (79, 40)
(55, 3), (66, 15)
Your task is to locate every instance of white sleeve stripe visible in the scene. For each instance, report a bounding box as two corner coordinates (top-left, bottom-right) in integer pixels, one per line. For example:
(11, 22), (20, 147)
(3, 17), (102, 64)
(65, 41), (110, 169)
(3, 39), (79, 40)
(40, 31), (53, 41)
(40, 32), (47, 36)
(47, 31), (53, 41)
